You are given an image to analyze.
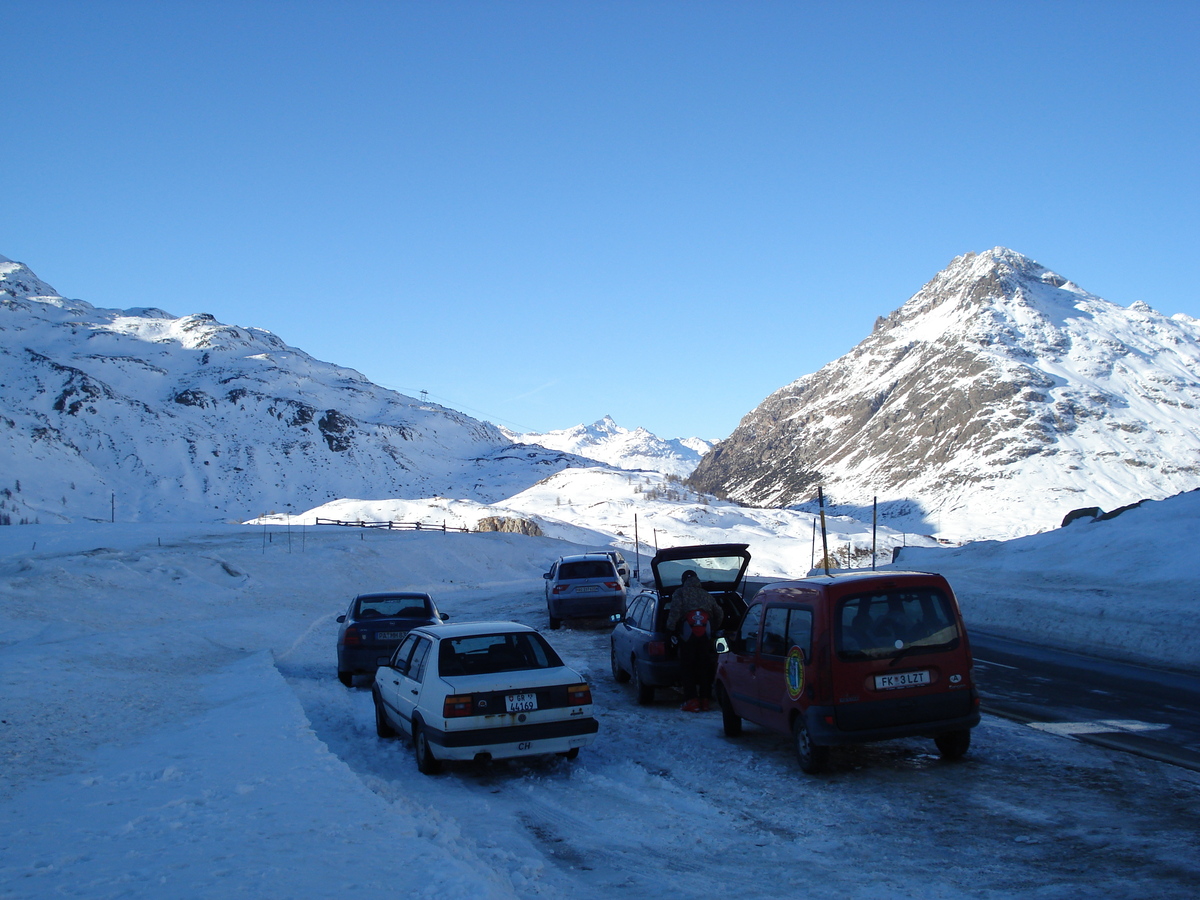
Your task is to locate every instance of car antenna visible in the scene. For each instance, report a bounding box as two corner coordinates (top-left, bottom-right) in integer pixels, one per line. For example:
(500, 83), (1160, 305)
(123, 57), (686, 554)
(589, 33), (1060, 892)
(818, 486), (831, 576)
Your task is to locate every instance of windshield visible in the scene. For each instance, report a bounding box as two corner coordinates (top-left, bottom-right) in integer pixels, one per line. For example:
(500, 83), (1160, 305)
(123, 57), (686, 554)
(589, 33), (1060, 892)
(835, 588), (960, 661)
(437, 631), (564, 676)
(657, 555), (744, 589)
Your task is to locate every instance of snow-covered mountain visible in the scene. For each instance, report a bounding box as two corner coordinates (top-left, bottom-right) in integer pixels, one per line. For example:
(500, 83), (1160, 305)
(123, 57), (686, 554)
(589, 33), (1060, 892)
(689, 248), (1200, 539)
(0, 255), (586, 523)
(501, 415), (713, 478)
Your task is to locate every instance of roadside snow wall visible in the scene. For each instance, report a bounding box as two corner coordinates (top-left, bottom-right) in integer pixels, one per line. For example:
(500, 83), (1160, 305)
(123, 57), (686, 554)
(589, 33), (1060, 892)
(894, 490), (1200, 673)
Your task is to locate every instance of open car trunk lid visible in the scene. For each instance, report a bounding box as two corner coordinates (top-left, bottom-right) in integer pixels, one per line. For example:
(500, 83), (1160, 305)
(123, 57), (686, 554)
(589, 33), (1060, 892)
(650, 543), (752, 632)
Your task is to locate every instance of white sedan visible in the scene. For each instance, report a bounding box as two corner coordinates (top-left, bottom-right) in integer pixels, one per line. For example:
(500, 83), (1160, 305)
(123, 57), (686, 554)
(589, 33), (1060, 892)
(371, 620), (599, 774)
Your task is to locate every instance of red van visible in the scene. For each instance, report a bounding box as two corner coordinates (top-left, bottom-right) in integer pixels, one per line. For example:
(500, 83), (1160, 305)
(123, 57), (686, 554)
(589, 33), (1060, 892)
(714, 570), (980, 773)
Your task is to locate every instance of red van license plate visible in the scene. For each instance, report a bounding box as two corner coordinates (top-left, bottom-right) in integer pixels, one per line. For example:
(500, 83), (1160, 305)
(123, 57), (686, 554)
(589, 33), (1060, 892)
(875, 670), (931, 690)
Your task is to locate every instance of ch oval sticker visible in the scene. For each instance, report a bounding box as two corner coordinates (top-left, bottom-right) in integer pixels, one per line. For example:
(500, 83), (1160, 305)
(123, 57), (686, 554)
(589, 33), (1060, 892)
(786, 645), (805, 700)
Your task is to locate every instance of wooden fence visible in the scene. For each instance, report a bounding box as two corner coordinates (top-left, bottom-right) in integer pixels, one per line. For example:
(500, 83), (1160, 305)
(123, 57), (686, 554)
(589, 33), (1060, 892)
(313, 517), (470, 533)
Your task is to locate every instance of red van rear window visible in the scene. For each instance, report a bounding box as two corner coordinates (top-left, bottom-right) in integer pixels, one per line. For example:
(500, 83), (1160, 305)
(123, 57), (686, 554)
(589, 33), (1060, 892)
(835, 588), (960, 660)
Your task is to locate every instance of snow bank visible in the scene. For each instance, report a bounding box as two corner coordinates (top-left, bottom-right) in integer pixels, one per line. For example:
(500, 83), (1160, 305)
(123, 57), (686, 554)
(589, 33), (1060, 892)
(893, 490), (1200, 672)
(0, 652), (508, 899)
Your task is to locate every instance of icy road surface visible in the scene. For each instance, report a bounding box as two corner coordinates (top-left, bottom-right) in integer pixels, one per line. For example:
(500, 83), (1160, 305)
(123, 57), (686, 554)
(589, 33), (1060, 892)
(1, 524), (1198, 898)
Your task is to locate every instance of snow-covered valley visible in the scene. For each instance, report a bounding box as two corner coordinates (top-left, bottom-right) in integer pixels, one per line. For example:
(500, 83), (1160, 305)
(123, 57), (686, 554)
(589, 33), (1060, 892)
(4, 248), (1200, 897)
(1, 515), (1198, 898)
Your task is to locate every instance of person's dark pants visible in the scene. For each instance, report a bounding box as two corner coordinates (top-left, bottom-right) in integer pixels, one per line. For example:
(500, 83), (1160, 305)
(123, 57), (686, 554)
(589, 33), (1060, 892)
(679, 639), (716, 702)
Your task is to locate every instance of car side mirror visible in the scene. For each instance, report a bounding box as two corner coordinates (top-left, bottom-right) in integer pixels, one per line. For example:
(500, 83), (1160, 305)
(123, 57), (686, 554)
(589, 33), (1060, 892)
(543, 572), (551, 579)
(439, 612), (449, 620)
(336, 615), (346, 623)
(609, 612), (624, 623)
(715, 637), (730, 654)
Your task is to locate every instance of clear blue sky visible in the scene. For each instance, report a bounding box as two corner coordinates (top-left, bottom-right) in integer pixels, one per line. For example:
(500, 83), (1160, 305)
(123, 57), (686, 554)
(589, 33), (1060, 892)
(4, 1), (1197, 439)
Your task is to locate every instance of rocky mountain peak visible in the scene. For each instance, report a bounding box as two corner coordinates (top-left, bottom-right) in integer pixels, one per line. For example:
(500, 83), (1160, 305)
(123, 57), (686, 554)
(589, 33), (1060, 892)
(871, 248), (1090, 344)
(1, 256), (69, 303)
(689, 249), (1200, 539)
(503, 416), (713, 479)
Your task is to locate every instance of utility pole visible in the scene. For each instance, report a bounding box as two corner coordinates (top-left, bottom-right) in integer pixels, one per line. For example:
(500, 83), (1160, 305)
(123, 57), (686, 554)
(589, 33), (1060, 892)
(633, 514), (640, 581)
(818, 486), (831, 576)
(872, 495), (878, 570)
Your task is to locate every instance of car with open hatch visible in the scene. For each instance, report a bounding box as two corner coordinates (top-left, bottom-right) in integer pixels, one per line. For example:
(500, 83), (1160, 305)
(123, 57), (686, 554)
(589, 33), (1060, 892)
(543, 553), (626, 629)
(609, 543), (751, 704)
(713, 569), (980, 773)
(371, 620), (599, 774)
(336, 591), (447, 686)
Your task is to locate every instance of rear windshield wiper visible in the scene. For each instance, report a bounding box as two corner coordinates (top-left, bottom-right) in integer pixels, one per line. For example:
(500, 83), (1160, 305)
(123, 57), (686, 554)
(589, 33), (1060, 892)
(888, 642), (919, 668)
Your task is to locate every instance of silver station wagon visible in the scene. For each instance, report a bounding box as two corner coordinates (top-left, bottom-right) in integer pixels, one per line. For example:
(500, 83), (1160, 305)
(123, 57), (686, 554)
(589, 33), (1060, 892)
(543, 553), (626, 629)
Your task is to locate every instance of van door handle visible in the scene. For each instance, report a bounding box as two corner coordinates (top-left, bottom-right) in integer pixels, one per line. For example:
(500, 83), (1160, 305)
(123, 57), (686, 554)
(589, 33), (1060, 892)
(392, 680), (399, 685)
(410, 689), (419, 696)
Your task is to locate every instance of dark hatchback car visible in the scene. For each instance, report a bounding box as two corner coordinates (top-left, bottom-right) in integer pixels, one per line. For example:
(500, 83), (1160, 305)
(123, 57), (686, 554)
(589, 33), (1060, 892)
(609, 543), (751, 704)
(336, 592), (447, 686)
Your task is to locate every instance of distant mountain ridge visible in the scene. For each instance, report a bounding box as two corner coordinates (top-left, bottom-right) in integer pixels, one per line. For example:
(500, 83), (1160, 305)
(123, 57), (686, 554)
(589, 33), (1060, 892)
(501, 415), (713, 478)
(688, 248), (1200, 539)
(0, 255), (585, 523)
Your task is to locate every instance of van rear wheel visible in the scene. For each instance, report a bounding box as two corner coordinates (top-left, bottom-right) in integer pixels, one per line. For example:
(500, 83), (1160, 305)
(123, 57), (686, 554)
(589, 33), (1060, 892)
(935, 729), (971, 761)
(717, 684), (741, 737)
(792, 716), (829, 774)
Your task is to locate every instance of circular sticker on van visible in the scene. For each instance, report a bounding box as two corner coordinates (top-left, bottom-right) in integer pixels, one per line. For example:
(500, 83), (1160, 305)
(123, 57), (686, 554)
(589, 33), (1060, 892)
(786, 645), (805, 700)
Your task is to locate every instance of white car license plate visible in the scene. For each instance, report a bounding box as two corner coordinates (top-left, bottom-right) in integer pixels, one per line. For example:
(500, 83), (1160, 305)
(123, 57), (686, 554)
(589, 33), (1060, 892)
(875, 670), (931, 691)
(375, 632), (404, 640)
(506, 692), (538, 712)
(575, 585), (599, 593)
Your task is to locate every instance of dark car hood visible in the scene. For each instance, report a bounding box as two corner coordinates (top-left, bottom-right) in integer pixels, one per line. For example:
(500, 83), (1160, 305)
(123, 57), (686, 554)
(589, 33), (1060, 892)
(650, 543), (751, 597)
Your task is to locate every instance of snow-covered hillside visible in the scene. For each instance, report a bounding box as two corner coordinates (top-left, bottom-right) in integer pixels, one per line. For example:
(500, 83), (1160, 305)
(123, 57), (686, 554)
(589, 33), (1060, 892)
(691, 248), (1200, 540)
(257, 465), (937, 579)
(502, 416), (713, 479)
(0, 255), (586, 524)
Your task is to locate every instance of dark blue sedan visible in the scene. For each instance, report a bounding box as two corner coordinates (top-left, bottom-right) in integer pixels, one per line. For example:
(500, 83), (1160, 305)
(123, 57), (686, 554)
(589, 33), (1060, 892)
(336, 592), (447, 686)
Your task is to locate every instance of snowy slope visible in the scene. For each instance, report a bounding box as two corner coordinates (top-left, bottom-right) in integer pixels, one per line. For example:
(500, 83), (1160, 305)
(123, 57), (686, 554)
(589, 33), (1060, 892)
(502, 416), (713, 478)
(0, 256), (586, 524)
(259, 465), (938, 579)
(690, 248), (1200, 540)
